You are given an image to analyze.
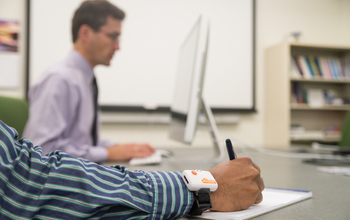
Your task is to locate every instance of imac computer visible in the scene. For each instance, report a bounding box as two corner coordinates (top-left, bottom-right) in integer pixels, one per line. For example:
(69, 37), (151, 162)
(169, 15), (226, 162)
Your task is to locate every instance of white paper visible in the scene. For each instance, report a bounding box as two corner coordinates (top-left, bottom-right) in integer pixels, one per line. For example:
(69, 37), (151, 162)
(0, 52), (20, 88)
(200, 187), (312, 220)
(318, 166), (350, 176)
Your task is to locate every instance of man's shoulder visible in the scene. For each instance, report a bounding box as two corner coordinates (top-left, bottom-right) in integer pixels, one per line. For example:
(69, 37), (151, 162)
(38, 59), (84, 86)
(48, 59), (83, 80)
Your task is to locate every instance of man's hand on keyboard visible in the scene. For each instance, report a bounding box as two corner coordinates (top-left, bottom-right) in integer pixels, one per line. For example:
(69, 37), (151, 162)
(106, 143), (156, 161)
(129, 150), (162, 166)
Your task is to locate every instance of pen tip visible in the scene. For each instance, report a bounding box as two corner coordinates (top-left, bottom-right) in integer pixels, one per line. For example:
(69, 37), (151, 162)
(226, 139), (231, 143)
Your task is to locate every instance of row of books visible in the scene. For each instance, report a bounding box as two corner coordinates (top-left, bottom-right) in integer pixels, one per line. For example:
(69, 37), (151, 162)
(291, 82), (346, 105)
(290, 124), (341, 141)
(290, 55), (350, 80)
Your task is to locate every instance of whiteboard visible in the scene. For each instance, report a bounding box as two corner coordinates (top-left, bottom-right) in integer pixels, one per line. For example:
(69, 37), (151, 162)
(29, 0), (255, 111)
(0, 52), (20, 88)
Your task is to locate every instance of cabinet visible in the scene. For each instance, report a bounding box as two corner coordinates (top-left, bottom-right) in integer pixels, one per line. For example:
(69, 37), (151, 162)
(264, 43), (350, 149)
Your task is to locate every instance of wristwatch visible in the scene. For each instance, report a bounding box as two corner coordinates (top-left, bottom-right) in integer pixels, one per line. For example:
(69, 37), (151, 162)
(181, 170), (217, 215)
(189, 188), (212, 215)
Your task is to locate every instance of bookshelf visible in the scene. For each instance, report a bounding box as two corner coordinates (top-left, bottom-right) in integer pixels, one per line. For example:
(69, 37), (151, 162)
(264, 42), (350, 149)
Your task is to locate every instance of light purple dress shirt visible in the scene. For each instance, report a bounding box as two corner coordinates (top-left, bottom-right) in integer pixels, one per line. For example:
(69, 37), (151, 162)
(23, 50), (112, 162)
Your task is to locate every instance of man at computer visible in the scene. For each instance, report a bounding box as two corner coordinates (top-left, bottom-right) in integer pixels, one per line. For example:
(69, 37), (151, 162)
(24, 0), (155, 162)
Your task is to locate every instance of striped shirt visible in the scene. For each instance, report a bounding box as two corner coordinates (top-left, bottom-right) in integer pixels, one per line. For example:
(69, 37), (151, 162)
(0, 120), (193, 219)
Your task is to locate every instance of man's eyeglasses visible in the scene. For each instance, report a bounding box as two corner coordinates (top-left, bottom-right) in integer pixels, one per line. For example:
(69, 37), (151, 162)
(99, 31), (120, 42)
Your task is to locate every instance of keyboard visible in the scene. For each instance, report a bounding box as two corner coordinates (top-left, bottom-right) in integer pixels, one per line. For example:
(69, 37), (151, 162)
(129, 150), (162, 166)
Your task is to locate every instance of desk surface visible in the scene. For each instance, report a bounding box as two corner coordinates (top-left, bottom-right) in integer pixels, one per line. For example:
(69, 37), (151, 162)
(105, 147), (350, 220)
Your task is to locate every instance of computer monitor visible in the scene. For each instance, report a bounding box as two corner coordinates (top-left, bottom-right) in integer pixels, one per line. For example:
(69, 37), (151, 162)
(169, 15), (225, 162)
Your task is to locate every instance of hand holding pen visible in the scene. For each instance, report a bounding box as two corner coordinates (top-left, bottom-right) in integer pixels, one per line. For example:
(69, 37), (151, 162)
(208, 138), (265, 211)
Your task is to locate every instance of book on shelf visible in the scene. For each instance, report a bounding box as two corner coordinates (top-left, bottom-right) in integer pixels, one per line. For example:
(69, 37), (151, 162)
(308, 55), (320, 77)
(292, 82), (305, 103)
(290, 57), (302, 78)
(291, 55), (350, 80)
(319, 57), (332, 79)
(343, 54), (350, 78)
(314, 56), (323, 78)
(296, 56), (313, 79)
(290, 124), (305, 133)
(292, 56), (304, 77)
(334, 58), (344, 78)
(323, 126), (341, 139)
(304, 56), (315, 78)
(329, 58), (339, 79)
(290, 130), (324, 140)
(290, 125), (341, 141)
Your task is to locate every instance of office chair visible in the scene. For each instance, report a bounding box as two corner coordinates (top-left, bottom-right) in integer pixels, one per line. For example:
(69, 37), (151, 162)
(0, 95), (29, 138)
(339, 109), (350, 147)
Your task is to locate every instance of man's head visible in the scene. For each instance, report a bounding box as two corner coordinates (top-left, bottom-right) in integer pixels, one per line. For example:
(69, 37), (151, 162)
(72, 0), (125, 67)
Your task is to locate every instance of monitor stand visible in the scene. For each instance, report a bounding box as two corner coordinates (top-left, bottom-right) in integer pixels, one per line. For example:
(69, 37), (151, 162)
(201, 97), (226, 163)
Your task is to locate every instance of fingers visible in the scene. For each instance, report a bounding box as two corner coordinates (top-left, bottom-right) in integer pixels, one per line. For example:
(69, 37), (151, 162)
(255, 190), (263, 204)
(257, 176), (265, 191)
(132, 144), (155, 158)
(252, 163), (264, 204)
(251, 161), (264, 203)
(253, 164), (265, 193)
(241, 158), (264, 205)
(251, 161), (261, 173)
(145, 144), (156, 153)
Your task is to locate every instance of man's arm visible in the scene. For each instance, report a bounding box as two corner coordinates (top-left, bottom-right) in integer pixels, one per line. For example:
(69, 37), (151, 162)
(1, 120), (265, 218)
(0, 120), (193, 219)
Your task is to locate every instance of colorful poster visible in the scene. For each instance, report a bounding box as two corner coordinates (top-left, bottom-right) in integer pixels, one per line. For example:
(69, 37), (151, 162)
(0, 20), (19, 52)
(0, 20), (20, 88)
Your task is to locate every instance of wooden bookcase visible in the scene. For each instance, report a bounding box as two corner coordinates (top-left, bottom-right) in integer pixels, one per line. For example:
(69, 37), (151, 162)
(264, 42), (350, 149)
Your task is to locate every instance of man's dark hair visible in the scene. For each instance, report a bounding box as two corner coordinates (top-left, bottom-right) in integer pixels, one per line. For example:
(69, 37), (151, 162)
(72, 0), (125, 43)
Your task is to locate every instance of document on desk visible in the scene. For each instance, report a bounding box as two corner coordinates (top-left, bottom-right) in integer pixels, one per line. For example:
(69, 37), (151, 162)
(200, 187), (312, 220)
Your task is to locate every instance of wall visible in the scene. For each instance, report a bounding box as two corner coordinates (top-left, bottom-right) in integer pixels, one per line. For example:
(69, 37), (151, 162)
(101, 0), (350, 149)
(0, 0), (26, 98)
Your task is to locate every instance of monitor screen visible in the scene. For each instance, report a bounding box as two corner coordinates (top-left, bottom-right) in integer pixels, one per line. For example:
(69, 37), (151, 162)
(169, 15), (209, 144)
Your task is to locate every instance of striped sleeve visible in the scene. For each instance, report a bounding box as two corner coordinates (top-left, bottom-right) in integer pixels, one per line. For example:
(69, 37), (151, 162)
(0, 120), (193, 219)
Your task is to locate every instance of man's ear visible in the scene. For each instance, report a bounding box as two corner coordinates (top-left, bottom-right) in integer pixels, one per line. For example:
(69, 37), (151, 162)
(77, 24), (93, 43)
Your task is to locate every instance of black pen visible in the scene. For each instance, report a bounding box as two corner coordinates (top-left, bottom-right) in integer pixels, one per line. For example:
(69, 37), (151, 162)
(225, 139), (236, 160)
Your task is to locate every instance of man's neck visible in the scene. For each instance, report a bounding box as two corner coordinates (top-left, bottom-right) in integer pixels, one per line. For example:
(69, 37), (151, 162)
(73, 44), (95, 68)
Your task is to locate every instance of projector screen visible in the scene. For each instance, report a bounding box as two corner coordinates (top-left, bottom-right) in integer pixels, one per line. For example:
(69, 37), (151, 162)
(29, 0), (255, 112)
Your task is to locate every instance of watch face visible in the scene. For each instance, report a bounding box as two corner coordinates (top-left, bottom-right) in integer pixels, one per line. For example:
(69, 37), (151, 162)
(182, 170), (218, 192)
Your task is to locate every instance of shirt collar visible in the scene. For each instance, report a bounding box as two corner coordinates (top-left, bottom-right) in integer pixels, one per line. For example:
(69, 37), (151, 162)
(67, 50), (95, 82)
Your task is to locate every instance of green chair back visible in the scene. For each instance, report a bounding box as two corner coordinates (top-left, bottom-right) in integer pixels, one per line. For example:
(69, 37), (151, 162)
(339, 109), (350, 147)
(0, 96), (29, 138)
